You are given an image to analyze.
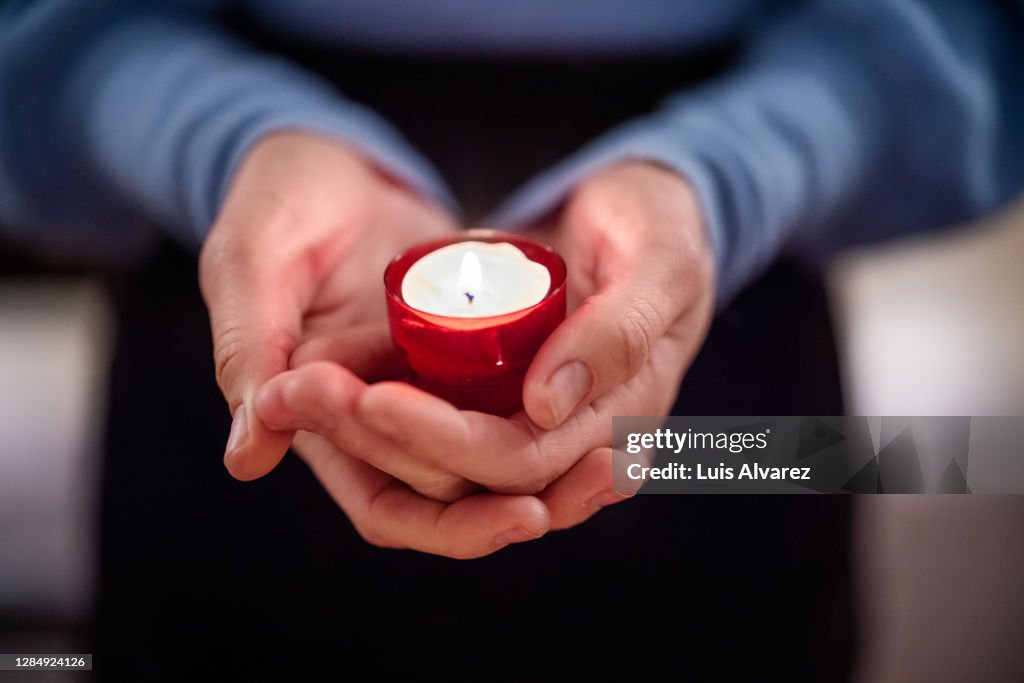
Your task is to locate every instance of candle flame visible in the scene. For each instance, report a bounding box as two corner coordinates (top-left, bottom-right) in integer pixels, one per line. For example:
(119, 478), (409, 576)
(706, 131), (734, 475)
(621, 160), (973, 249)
(457, 250), (482, 305)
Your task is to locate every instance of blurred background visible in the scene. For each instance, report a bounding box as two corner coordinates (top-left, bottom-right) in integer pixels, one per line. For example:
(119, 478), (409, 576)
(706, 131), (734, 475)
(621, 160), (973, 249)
(6, 188), (1024, 679)
(3, 194), (1024, 680)
(832, 197), (1024, 682)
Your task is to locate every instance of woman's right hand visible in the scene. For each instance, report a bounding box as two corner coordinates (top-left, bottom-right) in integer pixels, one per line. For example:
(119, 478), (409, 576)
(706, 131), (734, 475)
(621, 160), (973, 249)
(199, 130), (457, 483)
(204, 132), (552, 557)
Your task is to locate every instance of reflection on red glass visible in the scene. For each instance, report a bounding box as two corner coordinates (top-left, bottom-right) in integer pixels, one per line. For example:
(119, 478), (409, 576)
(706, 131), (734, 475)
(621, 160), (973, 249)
(384, 230), (567, 416)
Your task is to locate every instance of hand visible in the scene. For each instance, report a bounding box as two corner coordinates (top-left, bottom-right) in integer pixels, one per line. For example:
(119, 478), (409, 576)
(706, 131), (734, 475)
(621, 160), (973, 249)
(257, 160), (715, 540)
(520, 160), (715, 428)
(199, 131), (456, 481)
(255, 333), (551, 559)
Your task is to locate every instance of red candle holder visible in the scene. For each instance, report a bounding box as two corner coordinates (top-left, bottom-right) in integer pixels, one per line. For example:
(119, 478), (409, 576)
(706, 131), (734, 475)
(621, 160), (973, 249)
(384, 230), (567, 416)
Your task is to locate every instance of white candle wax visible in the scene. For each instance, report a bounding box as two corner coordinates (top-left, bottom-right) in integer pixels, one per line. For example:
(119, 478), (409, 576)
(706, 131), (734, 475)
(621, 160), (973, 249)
(401, 241), (551, 318)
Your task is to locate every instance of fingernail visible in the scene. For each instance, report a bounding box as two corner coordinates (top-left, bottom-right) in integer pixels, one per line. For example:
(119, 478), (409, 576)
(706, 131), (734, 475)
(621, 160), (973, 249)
(226, 404), (248, 455)
(494, 527), (543, 547)
(588, 490), (629, 510)
(545, 361), (592, 426)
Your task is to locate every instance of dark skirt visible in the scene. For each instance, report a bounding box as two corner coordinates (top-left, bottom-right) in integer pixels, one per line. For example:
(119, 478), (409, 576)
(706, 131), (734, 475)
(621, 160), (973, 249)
(97, 37), (852, 681)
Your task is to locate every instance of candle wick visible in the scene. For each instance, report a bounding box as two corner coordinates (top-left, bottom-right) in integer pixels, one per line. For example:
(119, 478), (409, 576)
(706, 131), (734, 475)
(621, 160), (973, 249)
(464, 291), (475, 304)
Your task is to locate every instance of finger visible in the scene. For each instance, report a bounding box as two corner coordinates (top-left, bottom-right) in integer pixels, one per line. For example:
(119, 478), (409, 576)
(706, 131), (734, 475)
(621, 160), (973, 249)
(527, 340), (689, 494)
(354, 335), (688, 495)
(199, 224), (311, 481)
(296, 432), (550, 559)
(537, 447), (637, 531)
(354, 381), (555, 494)
(523, 268), (689, 429)
(291, 323), (406, 380)
(254, 362), (476, 502)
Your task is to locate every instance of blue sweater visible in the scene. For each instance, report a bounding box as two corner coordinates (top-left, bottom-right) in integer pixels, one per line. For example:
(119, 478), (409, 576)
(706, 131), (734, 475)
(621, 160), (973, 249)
(1, 0), (1022, 300)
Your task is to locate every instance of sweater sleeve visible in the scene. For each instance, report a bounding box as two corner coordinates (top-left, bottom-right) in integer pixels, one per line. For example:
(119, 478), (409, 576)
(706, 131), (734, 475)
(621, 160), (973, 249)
(489, 0), (1024, 303)
(0, 1), (454, 257)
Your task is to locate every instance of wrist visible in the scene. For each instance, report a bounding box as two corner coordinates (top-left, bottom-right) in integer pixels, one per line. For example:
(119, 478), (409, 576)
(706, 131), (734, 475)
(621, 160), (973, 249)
(576, 160), (716, 296)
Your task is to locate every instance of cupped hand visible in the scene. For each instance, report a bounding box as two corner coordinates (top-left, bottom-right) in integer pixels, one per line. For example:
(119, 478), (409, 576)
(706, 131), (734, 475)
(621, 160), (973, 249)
(254, 336), (551, 558)
(257, 160), (716, 537)
(199, 131), (456, 481)
(519, 160), (715, 428)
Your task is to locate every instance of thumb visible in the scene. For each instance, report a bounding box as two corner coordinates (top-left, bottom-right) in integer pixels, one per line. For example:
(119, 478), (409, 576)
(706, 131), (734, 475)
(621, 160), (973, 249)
(523, 277), (681, 430)
(200, 234), (303, 481)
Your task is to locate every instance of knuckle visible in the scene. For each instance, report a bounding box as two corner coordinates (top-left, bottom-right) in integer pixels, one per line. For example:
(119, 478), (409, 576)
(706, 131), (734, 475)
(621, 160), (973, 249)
(212, 321), (247, 397)
(615, 302), (659, 378)
(353, 518), (397, 550)
(419, 475), (474, 503)
(285, 368), (344, 418)
(515, 475), (549, 496)
(212, 322), (295, 400)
